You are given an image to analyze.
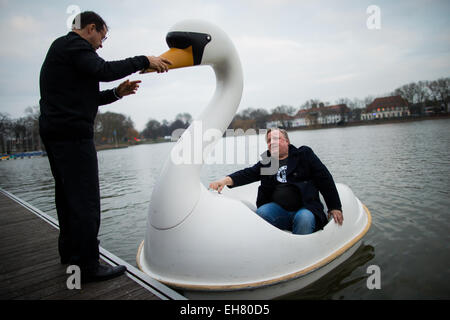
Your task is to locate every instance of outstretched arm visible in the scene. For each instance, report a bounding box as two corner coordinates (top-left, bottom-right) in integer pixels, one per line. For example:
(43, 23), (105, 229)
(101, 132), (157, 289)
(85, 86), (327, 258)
(99, 79), (142, 105)
(209, 176), (234, 193)
(68, 37), (171, 81)
(116, 79), (141, 97)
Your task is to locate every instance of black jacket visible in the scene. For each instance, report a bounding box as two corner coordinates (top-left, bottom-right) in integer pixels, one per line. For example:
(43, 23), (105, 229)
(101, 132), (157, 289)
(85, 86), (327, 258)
(39, 31), (149, 140)
(228, 144), (342, 230)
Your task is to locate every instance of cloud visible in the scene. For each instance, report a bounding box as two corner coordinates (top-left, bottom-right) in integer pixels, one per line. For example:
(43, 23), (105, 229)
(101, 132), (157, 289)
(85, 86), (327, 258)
(0, 14), (48, 59)
(0, 0), (449, 131)
(9, 14), (40, 31)
(315, 73), (359, 85)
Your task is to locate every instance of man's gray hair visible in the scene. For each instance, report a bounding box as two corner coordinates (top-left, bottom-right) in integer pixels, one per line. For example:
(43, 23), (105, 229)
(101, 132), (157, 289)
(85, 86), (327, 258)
(265, 128), (290, 143)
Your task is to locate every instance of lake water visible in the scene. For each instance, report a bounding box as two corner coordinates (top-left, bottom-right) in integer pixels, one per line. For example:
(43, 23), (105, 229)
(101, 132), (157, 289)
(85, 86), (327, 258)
(1, 119), (449, 299)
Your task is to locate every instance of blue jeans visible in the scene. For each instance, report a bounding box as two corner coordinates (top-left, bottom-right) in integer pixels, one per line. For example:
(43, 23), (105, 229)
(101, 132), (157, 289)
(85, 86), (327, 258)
(256, 202), (316, 235)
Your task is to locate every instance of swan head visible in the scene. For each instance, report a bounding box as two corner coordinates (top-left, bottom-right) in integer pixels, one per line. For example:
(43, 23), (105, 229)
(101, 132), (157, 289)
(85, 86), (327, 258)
(142, 20), (239, 72)
(143, 20), (243, 231)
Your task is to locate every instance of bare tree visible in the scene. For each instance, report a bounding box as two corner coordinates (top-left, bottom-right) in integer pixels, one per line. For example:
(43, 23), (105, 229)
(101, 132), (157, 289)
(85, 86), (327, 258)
(24, 106), (41, 151)
(300, 99), (322, 110)
(175, 112), (193, 127)
(393, 83), (417, 103)
(142, 119), (162, 140)
(0, 113), (12, 154)
(271, 105), (296, 116)
(415, 81), (431, 104)
(94, 111), (136, 145)
(363, 95), (375, 107)
(335, 97), (360, 109)
(427, 77), (449, 103)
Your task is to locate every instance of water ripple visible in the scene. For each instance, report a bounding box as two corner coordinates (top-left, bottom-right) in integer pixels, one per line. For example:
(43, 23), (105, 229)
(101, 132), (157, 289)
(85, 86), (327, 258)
(1, 119), (449, 299)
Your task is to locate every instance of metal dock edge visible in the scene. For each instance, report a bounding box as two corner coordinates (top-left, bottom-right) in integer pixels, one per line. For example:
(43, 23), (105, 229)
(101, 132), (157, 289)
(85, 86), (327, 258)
(0, 187), (186, 300)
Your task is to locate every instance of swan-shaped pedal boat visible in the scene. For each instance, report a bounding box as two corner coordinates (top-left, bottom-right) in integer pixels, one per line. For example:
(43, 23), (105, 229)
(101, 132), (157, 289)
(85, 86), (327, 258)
(137, 20), (372, 299)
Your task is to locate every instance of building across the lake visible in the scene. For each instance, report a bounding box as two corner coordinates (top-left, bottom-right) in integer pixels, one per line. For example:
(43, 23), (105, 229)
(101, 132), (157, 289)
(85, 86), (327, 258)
(361, 95), (410, 120)
(265, 113), (295, 129)
(263, 95), (449, 129)
(267, 104), (351, 128)
(316, 104), (350, 125)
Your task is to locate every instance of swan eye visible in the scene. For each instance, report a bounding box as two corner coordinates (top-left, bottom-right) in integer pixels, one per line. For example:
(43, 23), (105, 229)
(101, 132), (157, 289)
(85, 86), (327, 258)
(166, 31), (211, 65)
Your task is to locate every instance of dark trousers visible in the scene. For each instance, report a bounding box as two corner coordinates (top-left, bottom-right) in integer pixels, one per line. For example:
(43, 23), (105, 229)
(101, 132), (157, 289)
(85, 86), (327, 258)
(42, 138), (100, 271)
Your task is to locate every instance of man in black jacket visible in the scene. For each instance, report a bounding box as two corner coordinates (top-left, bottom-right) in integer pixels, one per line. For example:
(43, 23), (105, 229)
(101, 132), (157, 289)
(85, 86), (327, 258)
(39, 11), (171, 282)
(209, 128), (343, 235)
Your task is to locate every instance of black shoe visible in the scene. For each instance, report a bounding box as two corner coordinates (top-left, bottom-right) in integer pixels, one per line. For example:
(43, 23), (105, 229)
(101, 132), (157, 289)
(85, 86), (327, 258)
(81, 264), (127, 283)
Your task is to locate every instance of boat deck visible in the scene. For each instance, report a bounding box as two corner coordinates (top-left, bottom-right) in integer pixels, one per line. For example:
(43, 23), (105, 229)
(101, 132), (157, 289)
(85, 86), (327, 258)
(0, 188), (185, 300)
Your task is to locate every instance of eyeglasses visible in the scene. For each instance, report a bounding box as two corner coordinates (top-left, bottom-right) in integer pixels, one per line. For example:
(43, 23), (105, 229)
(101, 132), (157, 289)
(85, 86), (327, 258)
(96, 28), (107, 43)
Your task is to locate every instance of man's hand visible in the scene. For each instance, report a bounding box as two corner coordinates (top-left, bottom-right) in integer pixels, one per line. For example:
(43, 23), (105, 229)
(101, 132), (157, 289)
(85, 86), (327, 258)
(116, 80), (141, 97)
(142, 56), (172, 73)
(328, 209), (344, 225)
(209, 176), (233, 193)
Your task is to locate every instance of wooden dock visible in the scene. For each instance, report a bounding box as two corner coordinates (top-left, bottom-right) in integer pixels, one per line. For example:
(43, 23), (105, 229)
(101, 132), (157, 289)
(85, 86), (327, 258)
(0, 188), (186, 300)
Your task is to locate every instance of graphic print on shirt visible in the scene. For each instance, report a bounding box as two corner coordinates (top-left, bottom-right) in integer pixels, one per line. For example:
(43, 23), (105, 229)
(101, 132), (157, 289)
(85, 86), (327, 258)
(276, 165), (288, 183)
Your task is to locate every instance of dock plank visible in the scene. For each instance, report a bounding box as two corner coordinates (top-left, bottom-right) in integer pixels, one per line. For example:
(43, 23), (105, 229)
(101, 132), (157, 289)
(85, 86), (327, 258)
(0, 190), (175, 300)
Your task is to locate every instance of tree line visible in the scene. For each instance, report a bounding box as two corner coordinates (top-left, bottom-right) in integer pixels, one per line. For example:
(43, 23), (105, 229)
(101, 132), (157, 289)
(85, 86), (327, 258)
(229, 77), (449, 130)
(0, 108), (194, 154)
(1, 77), (448, 154)
(141, 113), (192, 141)
(0, 107), (40, 154)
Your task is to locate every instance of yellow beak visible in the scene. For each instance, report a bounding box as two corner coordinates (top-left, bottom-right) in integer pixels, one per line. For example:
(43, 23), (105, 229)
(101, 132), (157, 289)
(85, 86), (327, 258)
(141, 46), (194, 73)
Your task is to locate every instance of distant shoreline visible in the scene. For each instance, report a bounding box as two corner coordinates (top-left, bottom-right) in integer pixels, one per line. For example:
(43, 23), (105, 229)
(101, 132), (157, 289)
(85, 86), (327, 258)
(285, 113), (450, 133)
(2, 115), (448, 156)
(95, 138), (171, 152)
(94, 114), (450, 152)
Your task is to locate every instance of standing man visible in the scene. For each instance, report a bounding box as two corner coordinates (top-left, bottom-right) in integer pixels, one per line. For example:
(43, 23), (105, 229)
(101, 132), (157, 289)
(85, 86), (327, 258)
(39, 11), (171, 282)
(209, 128), (343, 235)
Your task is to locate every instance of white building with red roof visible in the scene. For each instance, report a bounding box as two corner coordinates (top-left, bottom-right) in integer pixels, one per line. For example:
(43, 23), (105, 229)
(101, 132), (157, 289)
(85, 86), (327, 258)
(361, 95), (410, 120)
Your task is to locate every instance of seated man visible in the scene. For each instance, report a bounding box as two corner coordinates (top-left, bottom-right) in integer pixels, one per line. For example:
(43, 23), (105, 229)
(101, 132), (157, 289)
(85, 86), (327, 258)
(209, 128), (343, 234)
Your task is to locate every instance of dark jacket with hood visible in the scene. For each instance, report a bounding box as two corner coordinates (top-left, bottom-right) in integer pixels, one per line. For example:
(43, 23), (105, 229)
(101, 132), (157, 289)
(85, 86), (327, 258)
(228, 144), (342, 230)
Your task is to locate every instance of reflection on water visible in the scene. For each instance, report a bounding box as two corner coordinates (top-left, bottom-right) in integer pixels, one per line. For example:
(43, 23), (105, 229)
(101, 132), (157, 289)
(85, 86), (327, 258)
(280, 243), (376, 300)
(1, 119), (449, 299)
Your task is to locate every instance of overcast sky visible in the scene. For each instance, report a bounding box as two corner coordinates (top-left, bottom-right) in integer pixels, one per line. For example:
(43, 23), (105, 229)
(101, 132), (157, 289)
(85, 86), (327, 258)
(1, 0), (449, 131)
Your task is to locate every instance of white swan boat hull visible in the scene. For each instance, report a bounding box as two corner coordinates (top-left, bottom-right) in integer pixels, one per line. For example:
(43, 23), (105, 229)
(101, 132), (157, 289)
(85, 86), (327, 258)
(137, 182), (371, 299)
(136, 19), (371, 299)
